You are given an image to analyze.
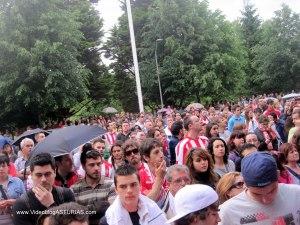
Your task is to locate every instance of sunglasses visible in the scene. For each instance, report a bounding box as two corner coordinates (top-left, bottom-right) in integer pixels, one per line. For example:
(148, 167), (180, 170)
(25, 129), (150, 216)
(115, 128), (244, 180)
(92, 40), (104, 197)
(125, 148), (139, 156)
(230, 181), (244, 189)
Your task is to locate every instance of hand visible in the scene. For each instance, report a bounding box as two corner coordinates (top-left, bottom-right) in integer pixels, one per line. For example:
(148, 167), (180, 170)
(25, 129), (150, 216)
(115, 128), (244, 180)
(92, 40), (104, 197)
(155, 160), (166, 180)
(32, 185), (54, 207)
(0, 200), (8, 209)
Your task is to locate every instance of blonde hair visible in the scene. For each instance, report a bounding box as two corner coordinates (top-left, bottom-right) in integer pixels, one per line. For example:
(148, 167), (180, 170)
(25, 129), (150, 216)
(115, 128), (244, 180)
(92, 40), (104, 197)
(216, 172), (240, 204)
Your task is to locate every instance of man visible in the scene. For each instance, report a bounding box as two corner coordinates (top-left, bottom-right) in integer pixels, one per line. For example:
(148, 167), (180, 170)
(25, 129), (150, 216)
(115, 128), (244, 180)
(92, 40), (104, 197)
(12, 153), (75, 225)
(248, 108), (263, 132)
(43, 202), (89, 225)
(54, 154), (78, 188)
(175, 116), (206, 165)
(169, 121), (184, 165)
(165, 164), (191, 196)
(122, 139), (143, 170)
(14, 138), (34, 180)
(144, 119), (153, 133)
(139, 138), (175, 218)
(71, 149), (115, 225)
(104, 122), (117, 146)
(104, 164), (168, 225)
(116, 121), (130, 142)
(34, 132), (46, 143)
(228, 105), (246, 132)
(135, 113), (145, 130)
(219, 152), (300, 225)
(167, 184), (220, 225)
(164, 116), (174, 141)
(245, 132), (260, 149)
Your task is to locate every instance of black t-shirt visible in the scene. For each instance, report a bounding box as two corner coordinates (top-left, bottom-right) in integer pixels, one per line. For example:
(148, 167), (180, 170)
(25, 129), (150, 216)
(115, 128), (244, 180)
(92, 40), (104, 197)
(129, 211), (140, 225)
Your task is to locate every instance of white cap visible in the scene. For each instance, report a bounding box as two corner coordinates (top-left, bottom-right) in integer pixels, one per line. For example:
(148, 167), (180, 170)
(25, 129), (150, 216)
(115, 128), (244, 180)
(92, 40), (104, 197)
(167, 184), (218, 223)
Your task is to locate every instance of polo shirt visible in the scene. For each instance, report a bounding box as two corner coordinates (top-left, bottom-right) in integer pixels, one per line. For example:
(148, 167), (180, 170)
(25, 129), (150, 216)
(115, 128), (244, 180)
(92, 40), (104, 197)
(71, 177), (116, 225)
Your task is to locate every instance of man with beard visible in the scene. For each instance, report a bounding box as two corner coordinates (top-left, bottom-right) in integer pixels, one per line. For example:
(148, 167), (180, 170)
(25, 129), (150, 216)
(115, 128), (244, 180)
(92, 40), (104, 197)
(71, 148), (115, 225)
(122, 139), (143, 171)
(12, 153), (74, 225)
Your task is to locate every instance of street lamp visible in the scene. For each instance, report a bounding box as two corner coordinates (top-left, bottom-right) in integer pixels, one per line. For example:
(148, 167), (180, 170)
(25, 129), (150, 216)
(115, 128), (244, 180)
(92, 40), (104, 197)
(155, 38), (164, 109)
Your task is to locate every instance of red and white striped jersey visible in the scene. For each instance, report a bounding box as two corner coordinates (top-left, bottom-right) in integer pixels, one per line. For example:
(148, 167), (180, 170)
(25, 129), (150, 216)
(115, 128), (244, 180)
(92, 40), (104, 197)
(104, 132), (117, 146)
(175, 136), (207, 165)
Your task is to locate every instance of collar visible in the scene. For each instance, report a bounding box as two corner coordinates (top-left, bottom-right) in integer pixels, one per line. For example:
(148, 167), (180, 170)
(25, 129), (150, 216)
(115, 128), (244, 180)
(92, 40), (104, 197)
(112, 195), (149, 222)
(81, 176), (105, 189)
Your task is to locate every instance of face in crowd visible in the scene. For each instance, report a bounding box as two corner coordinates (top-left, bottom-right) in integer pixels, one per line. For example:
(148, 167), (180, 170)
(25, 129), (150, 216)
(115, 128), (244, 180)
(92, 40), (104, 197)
(115, 173), (140, 212)
(31, 164), (56, 191)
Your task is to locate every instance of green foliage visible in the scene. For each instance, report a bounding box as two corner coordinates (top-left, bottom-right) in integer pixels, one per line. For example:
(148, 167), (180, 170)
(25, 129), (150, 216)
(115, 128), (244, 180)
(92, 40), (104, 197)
(105, 0), (247, 107)
(252, 5), (300, 93)
(0, 0), (106, 128)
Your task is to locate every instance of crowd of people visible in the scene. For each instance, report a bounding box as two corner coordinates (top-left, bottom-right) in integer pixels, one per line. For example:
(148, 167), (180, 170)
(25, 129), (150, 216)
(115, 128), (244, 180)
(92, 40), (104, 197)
(0, 95), (299, 225)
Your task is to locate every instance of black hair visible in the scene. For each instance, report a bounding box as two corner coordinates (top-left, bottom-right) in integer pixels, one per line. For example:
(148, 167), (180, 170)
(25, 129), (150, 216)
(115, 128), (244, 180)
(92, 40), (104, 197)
(80, 143), (101, 166)
(207, 137), (229, 164)
(114, 164), (140, 186)
(30, 153), (56, 172)
(139, 138), (162, 158)
(171, 121), (183, 136)
(205, 122), (219, 139)
(111, 140), (124, 168)
(175, 202), (219, 225)
(45, 202), (88, 225)
(0, 153), (9, 166)
(240, 143), (257, 156)
(253, 108), (262, 114)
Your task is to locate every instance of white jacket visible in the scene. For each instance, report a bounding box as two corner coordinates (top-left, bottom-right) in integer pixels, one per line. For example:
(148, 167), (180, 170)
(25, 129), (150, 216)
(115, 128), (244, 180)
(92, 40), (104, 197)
(105, 194), (168, 225)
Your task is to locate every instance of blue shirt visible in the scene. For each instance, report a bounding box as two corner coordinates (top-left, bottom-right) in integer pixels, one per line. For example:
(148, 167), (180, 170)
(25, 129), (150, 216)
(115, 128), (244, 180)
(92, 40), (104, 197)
(227, 115), (246, 132)
(0, 176), (25, 200)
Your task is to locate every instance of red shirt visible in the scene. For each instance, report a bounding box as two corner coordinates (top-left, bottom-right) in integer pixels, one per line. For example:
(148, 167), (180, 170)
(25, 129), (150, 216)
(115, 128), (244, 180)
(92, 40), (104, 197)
(175, 136), (207, 165)
(138, 163), (167, 195)
(104, 132), (117, 146)
(8, 162), (17, 177)
(54, 171), (78, 188)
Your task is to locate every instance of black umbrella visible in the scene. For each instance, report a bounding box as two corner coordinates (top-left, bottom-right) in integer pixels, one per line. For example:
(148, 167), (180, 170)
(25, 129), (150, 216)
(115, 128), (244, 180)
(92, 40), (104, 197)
(28, 125), (107, 159)
(12, 128), (50, 147)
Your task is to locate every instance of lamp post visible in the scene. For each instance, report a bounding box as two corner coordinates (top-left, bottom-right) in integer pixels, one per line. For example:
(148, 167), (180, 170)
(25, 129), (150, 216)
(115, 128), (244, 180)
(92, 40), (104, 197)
(155, 38), (164, 109)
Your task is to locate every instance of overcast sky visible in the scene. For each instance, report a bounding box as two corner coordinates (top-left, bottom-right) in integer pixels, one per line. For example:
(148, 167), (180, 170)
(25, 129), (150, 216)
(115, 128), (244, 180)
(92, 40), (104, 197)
(95, 0), (300, 37)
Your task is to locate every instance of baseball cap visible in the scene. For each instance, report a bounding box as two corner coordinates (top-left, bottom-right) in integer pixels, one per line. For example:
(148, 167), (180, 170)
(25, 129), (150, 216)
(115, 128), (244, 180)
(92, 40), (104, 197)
(241, 151), (278, 187)
(167, 184), (218, 223)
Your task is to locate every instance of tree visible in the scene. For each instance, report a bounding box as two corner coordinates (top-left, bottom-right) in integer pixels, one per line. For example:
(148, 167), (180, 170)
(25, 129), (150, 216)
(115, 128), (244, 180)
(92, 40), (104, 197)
(0, 0), (92, 127)
(104, 0), (247, 108)
(252, 5), (300, 93)
(240, 3), (261, 93)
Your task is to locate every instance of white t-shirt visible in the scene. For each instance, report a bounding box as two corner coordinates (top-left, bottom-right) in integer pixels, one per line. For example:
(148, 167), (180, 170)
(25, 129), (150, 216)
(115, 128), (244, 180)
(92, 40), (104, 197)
(219, 184), (300, 225)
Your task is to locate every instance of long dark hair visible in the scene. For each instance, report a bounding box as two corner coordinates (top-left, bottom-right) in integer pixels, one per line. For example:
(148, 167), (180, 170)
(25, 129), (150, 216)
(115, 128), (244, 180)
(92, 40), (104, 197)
(186, 148), (218, 186)
(207, 137), (229, 164)
(205, 122), (219, 139)
(228, 131), (245, 152)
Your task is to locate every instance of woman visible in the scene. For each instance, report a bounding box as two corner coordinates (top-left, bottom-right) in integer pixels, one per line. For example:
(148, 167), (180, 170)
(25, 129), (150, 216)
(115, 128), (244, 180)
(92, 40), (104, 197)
(254, 115), (278, 151)
(110, 141), (125, 170)
(205, 122), (219, 140)
(186, 148), (219, 189)
(279, 143), (300, 185)
(227, 131), (245, 170)
(0, 153), (25, 225)
(216, 172), (245, 204)
(208, 137), (235, 177)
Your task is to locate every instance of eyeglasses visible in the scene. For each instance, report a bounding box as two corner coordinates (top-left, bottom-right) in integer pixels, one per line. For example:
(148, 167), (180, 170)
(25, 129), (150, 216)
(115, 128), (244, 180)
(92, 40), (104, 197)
(230, 181), (244, 189)
(125, 148), (139, 156)
(173, 177), (191, 184)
